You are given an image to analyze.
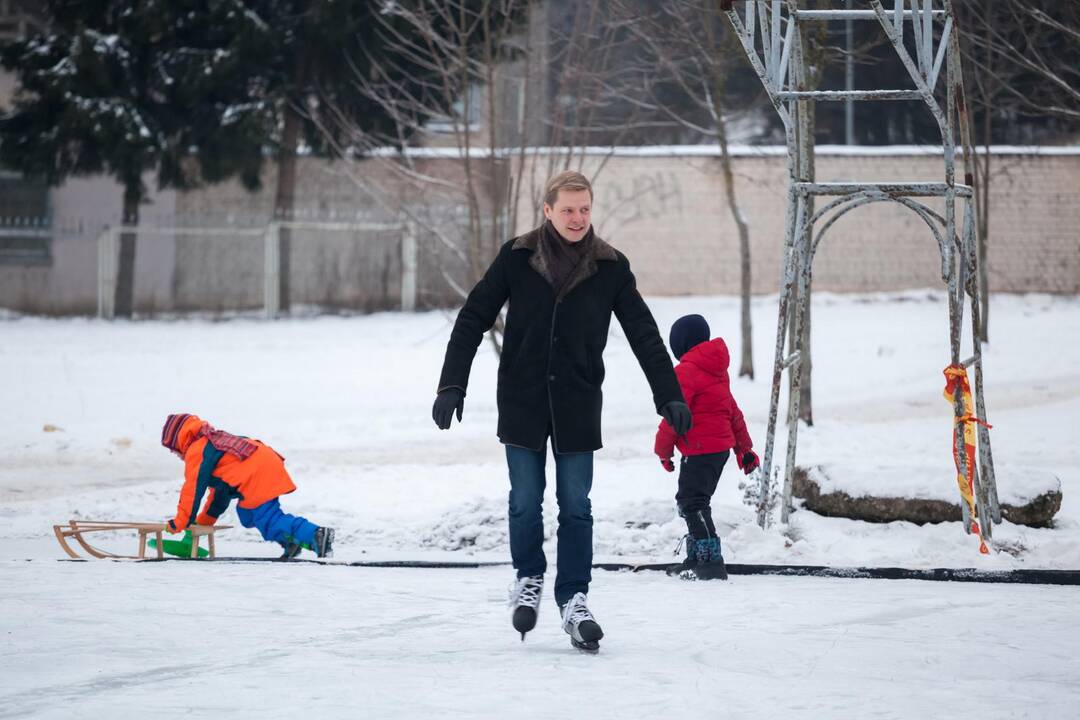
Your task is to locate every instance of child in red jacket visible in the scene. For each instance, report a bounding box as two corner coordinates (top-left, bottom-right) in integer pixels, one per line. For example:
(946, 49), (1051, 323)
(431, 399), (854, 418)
(655, 315), (758, 580)
(160, 413), (335, 559)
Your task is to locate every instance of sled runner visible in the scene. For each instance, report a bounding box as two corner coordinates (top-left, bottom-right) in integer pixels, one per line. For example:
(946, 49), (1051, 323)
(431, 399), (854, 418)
(53, 520), (230, 560)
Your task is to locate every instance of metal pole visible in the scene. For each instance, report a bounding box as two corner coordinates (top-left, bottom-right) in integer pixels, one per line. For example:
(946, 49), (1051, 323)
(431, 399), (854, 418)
(724, 0), (1000, 543)
(759, 187), (800, 527)
(400, 216), (418, 312)
(780, 196), (811, 524)
(845, 0), (855, 145)
(963, 198), (1000, 524)
(263, 222), (280, 319)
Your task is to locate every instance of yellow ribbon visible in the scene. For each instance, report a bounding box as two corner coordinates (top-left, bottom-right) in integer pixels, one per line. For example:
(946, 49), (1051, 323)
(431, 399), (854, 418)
(943, 365), (992, 555)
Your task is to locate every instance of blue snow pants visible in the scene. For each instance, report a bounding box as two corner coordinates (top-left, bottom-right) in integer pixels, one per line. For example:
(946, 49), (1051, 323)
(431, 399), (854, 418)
(235, 498), (318, 546)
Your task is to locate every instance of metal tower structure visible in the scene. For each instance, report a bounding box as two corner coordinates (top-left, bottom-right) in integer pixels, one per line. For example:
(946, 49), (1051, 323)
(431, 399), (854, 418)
(721, 0), (1001, 541)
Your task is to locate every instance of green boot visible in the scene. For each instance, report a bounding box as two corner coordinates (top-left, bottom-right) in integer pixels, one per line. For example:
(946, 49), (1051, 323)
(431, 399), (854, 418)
(148, 530), (209, 558)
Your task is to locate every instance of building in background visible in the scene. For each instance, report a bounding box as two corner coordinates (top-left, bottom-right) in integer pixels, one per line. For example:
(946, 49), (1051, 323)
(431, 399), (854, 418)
(0, 2), (1077, 315)
(0, 0), (50, 267)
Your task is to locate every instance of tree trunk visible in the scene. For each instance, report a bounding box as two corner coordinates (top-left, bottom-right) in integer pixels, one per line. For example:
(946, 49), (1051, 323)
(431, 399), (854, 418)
(977, 139), (990, 343)
(702, 7), (752, 378)
(113, 184), (141, 319)
(712, 91), (753, 379)
(274, 101), (301, 313)
(977, 16), (992, 344)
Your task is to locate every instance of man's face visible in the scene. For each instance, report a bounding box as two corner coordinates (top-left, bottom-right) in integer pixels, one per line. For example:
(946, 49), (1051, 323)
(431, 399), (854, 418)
(543, 188), (592, 243)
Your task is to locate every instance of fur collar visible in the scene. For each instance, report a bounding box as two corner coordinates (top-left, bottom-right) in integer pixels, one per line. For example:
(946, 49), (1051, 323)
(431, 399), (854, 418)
(511, 226), (618, 301)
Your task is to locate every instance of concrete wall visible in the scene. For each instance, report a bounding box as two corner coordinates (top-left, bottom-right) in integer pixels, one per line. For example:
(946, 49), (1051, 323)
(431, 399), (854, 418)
(167, 155), (489, 313)
(0, 175), (177, 315)
(0, 147), (1076, 315)
(559, 148), (1080, 297)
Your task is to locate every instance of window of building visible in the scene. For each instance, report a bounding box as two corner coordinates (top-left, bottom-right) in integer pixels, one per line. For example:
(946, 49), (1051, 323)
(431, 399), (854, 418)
(0, 172), (52, 266)
(426, 83), (484, 134)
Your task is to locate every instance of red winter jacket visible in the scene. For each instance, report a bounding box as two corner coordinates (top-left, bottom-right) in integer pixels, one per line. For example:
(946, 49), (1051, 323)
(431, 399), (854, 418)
(654, 337), (754, 461)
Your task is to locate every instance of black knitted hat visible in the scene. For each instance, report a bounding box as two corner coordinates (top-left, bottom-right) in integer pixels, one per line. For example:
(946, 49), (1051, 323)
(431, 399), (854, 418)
(669, 314), (711, 360)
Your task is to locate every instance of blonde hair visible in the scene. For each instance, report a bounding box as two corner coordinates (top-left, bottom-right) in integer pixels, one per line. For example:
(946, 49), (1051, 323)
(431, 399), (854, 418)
(543, 170), (593, 207)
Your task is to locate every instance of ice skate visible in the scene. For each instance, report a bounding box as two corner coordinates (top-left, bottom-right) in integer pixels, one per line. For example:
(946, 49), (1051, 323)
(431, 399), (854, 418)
(509, 575), (544, 640)
(560, 592), (604, 653)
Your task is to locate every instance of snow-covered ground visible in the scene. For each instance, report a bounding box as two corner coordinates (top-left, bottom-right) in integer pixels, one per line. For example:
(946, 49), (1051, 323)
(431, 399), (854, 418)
(2, 291), (1078, 717)
(4, 561), (1078, 719)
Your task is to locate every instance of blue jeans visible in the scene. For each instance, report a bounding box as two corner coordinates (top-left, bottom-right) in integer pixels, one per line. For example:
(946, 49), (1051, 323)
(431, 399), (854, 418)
(505, 443), (594, 606)
(235, 498), (318, 546)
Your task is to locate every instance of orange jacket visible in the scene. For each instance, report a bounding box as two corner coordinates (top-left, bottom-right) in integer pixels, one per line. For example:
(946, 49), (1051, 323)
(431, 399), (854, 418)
(167, 415), (296, 532)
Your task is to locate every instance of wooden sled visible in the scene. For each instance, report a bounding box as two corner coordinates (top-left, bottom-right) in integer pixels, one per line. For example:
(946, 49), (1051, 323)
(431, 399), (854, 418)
(53, 520), (231, 560)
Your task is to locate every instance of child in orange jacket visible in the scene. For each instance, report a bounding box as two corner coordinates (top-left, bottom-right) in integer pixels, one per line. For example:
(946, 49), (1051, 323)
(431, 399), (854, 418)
(161, 413), (334, 558)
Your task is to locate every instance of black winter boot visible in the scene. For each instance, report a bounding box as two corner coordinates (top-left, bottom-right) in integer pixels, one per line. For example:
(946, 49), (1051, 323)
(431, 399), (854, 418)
(693, 537), (728, 581)
(666, 535), (699, 577)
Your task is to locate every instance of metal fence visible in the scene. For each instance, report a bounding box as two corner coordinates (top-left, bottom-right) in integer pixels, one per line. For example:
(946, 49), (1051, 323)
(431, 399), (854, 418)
(94, 218), (413, 318)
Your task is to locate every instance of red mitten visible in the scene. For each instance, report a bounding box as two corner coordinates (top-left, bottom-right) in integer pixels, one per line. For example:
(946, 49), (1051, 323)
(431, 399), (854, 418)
(660, 457), (675, 473)
(738, 450), (760, 475)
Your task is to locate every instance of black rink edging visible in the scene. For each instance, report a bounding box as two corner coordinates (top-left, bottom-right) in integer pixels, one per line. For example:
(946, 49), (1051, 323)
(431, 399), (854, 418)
(594, 562), (1080, 586)
(57, 557), (1080, 585)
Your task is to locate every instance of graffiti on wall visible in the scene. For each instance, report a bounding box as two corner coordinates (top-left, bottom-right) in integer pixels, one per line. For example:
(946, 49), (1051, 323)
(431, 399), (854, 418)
(601, 170), (684, 229)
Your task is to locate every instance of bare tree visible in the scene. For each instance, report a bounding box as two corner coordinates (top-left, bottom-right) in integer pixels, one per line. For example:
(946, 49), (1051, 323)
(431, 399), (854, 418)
(958, 0), (1080, 124)
(507, 0), (659, 237)
(955, 0), (1080, 342)
(311, 0), (640, 352)
(607, 0), (760, 378)
(305, 0), (527, 350)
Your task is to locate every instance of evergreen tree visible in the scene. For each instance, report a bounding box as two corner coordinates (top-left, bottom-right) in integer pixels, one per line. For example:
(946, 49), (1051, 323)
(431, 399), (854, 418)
(0, 1), (440, 316)
(212, 0), (525, 310)
(229, 0), (424, 311)
(0, 0), (275, 316)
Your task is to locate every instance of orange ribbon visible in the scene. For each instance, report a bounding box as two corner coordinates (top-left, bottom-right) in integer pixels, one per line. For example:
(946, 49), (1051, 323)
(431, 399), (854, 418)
(943, 365), (992, 555)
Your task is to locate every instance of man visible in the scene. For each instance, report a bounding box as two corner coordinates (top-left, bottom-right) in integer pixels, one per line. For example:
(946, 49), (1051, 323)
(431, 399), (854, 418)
(432, 170), (691, 653)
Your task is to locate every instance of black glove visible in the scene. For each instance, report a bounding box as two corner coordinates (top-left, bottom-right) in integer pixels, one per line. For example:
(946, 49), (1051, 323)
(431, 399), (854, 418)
(659, 400), (692, 436)
(432, 388), (465, 430)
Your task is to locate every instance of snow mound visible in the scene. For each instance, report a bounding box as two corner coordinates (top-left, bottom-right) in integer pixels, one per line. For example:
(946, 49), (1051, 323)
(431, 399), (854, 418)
(808, 463), (1060, 505)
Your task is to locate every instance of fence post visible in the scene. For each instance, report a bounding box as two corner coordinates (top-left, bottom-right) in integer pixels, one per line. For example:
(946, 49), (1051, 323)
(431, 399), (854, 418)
(264, 221), (281, 319)
(400, 216), (418, 312)
(97, 226), (117, 319)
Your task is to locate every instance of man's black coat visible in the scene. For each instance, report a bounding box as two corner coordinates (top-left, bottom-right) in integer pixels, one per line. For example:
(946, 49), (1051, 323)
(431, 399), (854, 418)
(438, 226), (683, 453)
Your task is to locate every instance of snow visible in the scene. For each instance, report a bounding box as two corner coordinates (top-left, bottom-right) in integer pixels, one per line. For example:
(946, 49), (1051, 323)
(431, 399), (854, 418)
(2, 290), (1079, 716)
(3, 561), (1078, 719)
(807, 464), (1060, 505)
(365, 144), (1080, 159)
(220, 101), (265, 126)
(83, 30), (129, 62)
(242, 8), (269, 32)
